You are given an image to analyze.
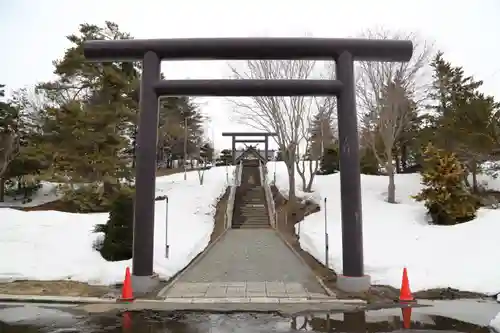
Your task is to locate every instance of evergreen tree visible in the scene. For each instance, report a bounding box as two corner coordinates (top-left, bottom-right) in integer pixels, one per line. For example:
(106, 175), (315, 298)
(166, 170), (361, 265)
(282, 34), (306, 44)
(413, 143), (477, 225)
(360, 148), (380, 175)
(38, 22), (140, 207)
(2, 88), (48, 202)
(308, 111), (335, 159)
(199, 142), (214, 163)
(219, 149), (233, 165)
(0, 88), (20, 201)
(275, 149), (285, 161)
(427, 52), (500, 190)
(157, 97), (204, 166)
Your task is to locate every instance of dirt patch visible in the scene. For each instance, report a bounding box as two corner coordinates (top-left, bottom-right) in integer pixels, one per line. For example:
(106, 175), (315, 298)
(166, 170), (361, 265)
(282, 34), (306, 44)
(18, 200), (74, 212)
(0, 280), (114, 297)
(270, 186), (489, 303)
(156, 167), (196, 177)
(210, 187), (231, 241)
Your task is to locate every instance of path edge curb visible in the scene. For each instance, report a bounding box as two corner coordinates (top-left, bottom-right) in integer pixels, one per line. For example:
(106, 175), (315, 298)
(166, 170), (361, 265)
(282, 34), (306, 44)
(273, 229), (365, 304)
(157, 227), (231, 298)
(0, 295), (117, 305)
(273, 229), (335, 297)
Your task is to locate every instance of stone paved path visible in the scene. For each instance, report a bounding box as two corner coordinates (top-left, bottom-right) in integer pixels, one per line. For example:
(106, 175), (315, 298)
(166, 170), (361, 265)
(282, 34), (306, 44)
(160, 229), (332, 299)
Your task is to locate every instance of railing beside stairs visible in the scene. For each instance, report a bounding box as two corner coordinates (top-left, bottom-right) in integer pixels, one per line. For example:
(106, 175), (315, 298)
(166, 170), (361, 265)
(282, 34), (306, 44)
(259, 160), (277, 229)
(225, 161), (243, 229)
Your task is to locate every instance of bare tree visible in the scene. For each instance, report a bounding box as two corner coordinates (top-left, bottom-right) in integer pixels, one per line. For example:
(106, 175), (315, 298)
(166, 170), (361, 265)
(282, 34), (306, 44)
(366, 79), (414, 203)
(228, 59), (317, 220)
(357, 28), (432, 203)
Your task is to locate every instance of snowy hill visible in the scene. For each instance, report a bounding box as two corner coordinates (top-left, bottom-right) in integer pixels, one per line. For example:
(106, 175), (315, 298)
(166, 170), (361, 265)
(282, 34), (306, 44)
(268, 161), (500, 297)
(0, 167), (233, 285)
(1, 161), (499, 298)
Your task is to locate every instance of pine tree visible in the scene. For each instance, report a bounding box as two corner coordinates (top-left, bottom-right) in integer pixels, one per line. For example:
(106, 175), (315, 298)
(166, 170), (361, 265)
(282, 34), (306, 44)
(428, 52), (483, 151)
(413, 143), (477, 225)
(308, 111), (335, 159)
(157, 97), (204, 165)
(2, 88), (48, 202)
(359, 148), (380, 175)
(428, 52), (500, 190)
(219, 149), (233, 165)
(0, 90), (20, 202)
(38, 22), (140, 206)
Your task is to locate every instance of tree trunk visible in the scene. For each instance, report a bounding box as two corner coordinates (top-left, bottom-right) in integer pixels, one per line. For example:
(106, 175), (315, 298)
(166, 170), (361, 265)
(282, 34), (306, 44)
(394, 153), (401, 174)
(470, 162), (478, 193)
(463, 170), (471, 189)
(0, 177), (5, 202)
(103, 181), (115, 198)
(306, 159), (319, 192)
(401, 144), (408, 170)
(286, 158), (297, 227)
(296, 159), (307, 192)
(387, 162), (396, 203)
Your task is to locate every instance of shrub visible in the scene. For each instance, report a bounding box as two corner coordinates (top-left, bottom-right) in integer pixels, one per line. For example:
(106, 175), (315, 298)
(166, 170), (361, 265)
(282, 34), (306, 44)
(93, 186), (134, 261)
(59, 182), (137, 213)
(59, 183), (108, 213)
(413, 143), (477, 225)
(4, 176), (42, 204)
(318, 146), (339, 175)
(360, 149), (380, 175)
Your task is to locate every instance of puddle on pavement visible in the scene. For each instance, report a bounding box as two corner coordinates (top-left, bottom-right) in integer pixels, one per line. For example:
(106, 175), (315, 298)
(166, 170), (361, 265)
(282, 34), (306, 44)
(0, 301), (498, 333)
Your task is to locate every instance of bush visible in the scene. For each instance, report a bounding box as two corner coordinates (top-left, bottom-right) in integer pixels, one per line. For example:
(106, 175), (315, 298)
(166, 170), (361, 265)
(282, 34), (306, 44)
(413, 143), (477, 225)
(94, 186), (134, 261)
(318, 146), (339, 175)
(360, 149), (380, 175)
(59, 182), (138, 213)
(59, 183), (108, 213)
(4, 176), (42, 204)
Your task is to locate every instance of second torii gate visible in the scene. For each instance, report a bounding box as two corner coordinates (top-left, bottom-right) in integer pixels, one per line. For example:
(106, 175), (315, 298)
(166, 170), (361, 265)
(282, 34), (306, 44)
(222, 132), (276, 164)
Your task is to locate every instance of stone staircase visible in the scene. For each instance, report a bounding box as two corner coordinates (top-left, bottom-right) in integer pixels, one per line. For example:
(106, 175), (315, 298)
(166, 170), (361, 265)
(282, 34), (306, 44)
(232, 161), (271, 229)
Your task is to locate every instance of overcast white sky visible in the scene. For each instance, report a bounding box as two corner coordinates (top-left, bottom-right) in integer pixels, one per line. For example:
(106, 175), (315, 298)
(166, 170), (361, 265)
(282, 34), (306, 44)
(1, 0), (499, 150)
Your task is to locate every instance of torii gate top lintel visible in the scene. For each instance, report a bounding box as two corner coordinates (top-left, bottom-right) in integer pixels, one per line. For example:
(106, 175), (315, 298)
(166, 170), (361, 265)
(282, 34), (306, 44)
(221, 132), (277, 137)
(83, 37), (412, 62)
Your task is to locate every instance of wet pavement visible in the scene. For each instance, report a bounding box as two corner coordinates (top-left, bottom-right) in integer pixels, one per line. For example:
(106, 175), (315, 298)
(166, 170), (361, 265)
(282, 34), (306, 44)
(0, 299), (499, 333)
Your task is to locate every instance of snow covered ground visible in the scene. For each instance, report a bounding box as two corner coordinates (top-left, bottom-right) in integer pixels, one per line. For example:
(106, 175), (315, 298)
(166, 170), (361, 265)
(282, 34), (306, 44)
(0, 166), (234, 285)
(1, 159), (500, 301)
(0, 181), (62, 208)
(492, 312), (500, 332)
(267, 161), (500, 298)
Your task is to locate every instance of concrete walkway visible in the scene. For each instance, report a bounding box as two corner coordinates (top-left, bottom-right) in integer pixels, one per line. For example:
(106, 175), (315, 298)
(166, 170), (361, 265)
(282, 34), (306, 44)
(158, 229), (333, 300)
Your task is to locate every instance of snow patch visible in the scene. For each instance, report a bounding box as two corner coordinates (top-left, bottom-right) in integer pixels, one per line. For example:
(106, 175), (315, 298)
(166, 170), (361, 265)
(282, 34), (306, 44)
(268, 161), (500, 296)
(0, 166), (233, 285)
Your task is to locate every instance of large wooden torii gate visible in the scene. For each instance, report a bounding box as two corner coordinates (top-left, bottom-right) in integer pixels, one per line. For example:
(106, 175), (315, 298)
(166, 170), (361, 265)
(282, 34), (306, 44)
(83, 37), (413, 293)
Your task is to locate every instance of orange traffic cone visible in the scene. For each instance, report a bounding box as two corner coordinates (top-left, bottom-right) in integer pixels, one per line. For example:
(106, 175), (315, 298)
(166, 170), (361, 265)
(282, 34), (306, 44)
(118, 267), (134, 302)
(401, 307), (412, 329)
(399, 267), (414, 302)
